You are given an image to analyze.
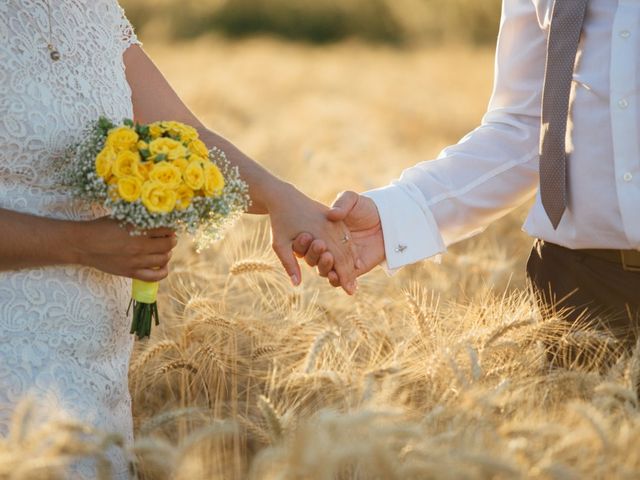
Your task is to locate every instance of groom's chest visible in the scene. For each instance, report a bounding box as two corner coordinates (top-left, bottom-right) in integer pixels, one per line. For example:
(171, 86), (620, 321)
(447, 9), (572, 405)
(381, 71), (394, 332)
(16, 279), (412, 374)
(531, 0), (623, 30)
(530, 0), (631, 88)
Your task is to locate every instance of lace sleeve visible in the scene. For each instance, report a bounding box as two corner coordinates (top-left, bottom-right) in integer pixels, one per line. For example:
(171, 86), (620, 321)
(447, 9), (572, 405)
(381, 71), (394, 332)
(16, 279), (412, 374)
(116, 3), (142, 51)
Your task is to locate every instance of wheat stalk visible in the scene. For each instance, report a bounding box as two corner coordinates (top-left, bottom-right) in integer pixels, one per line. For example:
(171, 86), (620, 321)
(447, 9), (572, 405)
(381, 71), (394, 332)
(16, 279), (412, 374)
(132, 340), (180, 372)
(183, 296), (219, 315)
(236, 416), (272, 445)
(403, 284), (435, 342)
(140, 407), (209, 436)
(192, 344), (235, 377)
(483, 319), (534, 350)
(194, 343), (220, 361)
(594, 382), (637, 408)
(571, 403), (611, 451)
(362, 366), (400, 402)
(8, 397), (35, 445)
(624, 338), (640, 397)
(252, 345), (279, 360)
(182, 316), (234, 346)
(349, 314), (371, 343)
(304, 330), (338, 374)
(258, 395), (283, 443)
(229, 259), (275, 276)
(158, 360), (199, 375)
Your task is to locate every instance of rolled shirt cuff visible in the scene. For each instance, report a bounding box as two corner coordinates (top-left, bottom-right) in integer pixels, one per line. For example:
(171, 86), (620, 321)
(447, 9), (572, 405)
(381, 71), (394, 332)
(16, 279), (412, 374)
(363, 183), (446, 272)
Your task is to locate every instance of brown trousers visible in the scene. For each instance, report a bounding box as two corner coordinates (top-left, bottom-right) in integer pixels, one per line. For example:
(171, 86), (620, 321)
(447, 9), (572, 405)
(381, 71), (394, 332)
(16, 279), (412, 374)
(526, 240), (640, 367)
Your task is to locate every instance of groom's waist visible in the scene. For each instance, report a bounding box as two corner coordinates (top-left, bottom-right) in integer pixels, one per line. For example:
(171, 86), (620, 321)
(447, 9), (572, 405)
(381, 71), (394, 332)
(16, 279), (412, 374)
(540, 240), (640, 272)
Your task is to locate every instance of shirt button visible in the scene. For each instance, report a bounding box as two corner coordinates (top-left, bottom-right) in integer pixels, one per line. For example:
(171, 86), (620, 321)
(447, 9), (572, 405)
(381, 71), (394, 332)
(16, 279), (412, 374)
(624, 172), (633, 182)
(618, 98), (629, 109)
(620, 30), (631, 39)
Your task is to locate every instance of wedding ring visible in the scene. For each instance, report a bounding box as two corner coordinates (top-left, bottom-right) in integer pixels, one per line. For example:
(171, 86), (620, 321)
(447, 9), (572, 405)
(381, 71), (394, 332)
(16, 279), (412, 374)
(341, 233), (351, 244)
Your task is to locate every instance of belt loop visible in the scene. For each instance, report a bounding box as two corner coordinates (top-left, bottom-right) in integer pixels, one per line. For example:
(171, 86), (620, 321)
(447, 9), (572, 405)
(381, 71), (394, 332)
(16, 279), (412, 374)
(621, 251), (640, 272)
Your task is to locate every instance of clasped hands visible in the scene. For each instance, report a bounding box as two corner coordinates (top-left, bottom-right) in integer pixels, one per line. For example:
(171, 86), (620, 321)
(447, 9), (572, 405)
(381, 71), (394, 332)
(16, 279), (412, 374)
(272, 190), (385, 294)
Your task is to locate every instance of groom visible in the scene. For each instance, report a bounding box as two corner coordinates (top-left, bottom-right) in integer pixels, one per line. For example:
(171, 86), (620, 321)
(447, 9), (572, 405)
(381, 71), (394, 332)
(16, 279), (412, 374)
(295, 0), (640, 354)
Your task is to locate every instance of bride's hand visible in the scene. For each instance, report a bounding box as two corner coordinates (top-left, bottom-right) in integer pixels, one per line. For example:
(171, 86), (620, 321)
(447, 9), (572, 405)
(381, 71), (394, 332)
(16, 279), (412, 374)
(71, 217), (177, 282)
(265, 183), (359, 295)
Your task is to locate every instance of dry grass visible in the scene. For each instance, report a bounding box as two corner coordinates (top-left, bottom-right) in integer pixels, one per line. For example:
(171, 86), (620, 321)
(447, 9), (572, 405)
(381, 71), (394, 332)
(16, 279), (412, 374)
(6, 37), (639, 479)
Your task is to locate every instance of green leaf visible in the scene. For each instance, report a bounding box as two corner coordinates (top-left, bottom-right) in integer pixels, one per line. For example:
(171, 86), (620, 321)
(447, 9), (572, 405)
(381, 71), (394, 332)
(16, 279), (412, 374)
(138, 125), (150, 138)
(98, 116), (115, 135)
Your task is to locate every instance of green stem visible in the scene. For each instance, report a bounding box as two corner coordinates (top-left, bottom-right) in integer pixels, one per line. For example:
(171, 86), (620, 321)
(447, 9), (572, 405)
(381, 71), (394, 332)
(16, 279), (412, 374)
(129, 301), (161, 340)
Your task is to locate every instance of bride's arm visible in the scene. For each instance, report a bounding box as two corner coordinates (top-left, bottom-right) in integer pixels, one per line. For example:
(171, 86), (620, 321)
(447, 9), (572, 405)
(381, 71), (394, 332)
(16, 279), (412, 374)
(0, 208), (176, 281)
(123, 45), (358, 294)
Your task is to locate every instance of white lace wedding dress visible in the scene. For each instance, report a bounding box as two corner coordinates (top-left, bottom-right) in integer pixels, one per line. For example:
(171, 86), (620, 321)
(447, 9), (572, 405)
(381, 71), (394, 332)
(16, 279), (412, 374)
(0, 1), (141, 478)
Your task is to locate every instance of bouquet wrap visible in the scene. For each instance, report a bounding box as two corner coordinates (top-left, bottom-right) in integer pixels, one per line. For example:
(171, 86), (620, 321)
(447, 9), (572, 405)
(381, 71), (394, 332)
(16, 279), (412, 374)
(132, 279), (160, 304)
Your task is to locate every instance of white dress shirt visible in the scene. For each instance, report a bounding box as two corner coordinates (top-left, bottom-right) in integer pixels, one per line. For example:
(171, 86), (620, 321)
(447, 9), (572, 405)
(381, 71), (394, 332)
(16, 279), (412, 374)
(365, 0), (640, 270)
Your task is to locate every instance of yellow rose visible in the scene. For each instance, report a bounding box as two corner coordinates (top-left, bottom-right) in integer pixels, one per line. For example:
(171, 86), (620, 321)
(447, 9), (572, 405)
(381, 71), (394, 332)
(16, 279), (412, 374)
(95, 146), (116, 180)
(189, 139), (209, 158)
(138, 161), (153, 180)
(189, 154), (207, 166)
(149, 138), (187, 162)
(172, 157), (188, 172)
(183, 160), (205, 190)
(176, 185), (194, 210)
(203, 163), (225, 197)
(148, 122), (165, 139)
(117, 176), (143, 202)
(112, 151), (142, 179)
(106, 126), (139, 153)
(149, 161), (182, 188)
(141, 181), (177, 214)
(163, 121), (199, 143)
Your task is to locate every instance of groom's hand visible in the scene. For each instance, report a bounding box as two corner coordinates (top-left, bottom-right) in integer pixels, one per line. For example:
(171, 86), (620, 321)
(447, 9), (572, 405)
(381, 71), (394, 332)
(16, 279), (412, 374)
(293, 191), (385, 287)
(265, 183), (361, 295)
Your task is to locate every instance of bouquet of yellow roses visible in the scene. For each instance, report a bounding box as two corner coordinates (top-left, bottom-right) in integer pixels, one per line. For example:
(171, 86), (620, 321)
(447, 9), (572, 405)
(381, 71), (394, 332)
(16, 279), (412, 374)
(60, 117), (249, 339)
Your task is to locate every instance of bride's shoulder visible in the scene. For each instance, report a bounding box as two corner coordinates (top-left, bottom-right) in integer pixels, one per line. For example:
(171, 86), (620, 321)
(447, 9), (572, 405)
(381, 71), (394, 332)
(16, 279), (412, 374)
(73, 0), (141, 50)
(98, 0), (140, 48)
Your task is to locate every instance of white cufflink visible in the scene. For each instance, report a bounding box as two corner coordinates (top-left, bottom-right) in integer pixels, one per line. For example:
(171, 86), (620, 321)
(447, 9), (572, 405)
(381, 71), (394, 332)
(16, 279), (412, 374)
(395, 245), (407, 253)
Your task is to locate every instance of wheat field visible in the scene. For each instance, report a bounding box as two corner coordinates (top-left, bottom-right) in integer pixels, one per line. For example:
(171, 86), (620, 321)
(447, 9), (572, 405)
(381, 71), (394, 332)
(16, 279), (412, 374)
(8, 37), (640, 479)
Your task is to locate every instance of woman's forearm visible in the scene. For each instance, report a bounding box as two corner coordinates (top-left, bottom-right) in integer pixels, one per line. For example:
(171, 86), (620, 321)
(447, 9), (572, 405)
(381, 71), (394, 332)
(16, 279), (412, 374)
(124, 45), (291, 215)
(0, 208), (79, 271)
(0, 209), (179, 281)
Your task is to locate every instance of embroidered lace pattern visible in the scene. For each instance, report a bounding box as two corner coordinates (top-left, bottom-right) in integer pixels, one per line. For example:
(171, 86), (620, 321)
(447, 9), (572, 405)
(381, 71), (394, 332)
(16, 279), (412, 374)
(0, 1), (140, 477)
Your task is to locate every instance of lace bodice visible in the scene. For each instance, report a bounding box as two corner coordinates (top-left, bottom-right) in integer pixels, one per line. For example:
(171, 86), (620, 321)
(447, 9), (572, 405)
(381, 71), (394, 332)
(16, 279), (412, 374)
(0, 0), (138, 218)
(0, 2), (140, 478)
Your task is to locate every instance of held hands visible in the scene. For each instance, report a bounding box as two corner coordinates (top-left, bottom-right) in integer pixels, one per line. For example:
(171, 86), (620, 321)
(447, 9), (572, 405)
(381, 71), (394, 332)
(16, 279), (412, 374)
(65, 191), (374, 292)
(69, 190), (377, 292)
(293, 191), (385, 288)
(264, 183), (361, 295)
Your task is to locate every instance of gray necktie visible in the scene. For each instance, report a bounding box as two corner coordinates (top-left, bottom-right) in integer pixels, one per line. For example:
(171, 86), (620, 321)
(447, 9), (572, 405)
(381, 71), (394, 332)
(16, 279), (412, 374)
(540, 0), (589, 229)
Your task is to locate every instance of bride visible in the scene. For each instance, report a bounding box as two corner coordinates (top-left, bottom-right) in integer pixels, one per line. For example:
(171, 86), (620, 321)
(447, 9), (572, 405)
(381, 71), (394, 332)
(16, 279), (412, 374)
(0, 1), (358, 477)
